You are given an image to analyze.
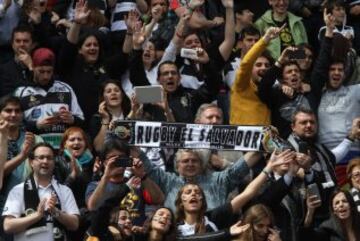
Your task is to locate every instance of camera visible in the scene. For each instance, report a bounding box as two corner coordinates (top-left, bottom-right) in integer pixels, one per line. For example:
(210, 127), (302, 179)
(114, 157), (133, 167)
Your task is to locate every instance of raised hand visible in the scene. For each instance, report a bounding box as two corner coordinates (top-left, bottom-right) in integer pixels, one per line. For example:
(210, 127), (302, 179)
(188, 0), (205, 9)
(195, 47), (210, 64)
(323, 8), (335, 30)
(69, 153), (81, 179)
(277, 46), (297, 65)
(0, 120), (9, 136)
(20, 132), (35, 158)
(151, 5), (162, 22)
(18, 48), (33, 69)
(132, 21), (146, 49)
(131, 158), (146, 179)
(263, 24), (286, 43)
(28, 6), (42, 24)
(281, 85), (294, 98)
(74, 0), (91, 25)
(306, 194), (321, 211)
(221, 0), (233, 9)
(51, 11), (60, 24)
(268, 228), (282, 241)
(36, 198), (47, 218)
(267, 149), (295, 170)
(126, 176), (141, 189)
(125, 10), (140, 33)
(98, 101), (110, 123)
(230, 221), (250, 236)
(349, 117), (360, 140)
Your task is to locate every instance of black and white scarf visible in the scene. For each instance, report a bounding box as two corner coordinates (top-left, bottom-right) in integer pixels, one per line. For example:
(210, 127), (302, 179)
(350, 187), (360, 213)
(23, 175), (65, 240)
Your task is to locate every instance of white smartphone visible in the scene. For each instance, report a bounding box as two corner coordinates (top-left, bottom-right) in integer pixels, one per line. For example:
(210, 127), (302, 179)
(180, 48), (198, 60)
(134, 85), (163, 104)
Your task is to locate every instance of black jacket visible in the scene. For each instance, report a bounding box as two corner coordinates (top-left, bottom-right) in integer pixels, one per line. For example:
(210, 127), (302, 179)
(57, 39), (109, 129)
(0, 59), (32, 97)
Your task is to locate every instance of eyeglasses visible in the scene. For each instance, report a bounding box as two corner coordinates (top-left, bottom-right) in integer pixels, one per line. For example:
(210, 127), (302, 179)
(34, 155), (54, 161)
(351, 172), (360, 179)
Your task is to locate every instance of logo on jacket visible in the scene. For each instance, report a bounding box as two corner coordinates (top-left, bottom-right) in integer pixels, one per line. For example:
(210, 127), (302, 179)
(31, 108), (41, 119)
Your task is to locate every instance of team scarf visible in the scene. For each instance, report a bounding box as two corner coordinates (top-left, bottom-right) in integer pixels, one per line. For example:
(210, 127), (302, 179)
(111, 120), (268, 151)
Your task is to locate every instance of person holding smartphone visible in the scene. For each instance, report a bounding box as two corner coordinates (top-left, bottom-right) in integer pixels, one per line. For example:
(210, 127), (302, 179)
(89, 79), (131, 153)
(301, 189), (360, 241)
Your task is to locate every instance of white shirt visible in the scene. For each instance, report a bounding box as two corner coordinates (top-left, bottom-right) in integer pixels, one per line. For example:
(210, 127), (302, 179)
(2, 178), (80, 241)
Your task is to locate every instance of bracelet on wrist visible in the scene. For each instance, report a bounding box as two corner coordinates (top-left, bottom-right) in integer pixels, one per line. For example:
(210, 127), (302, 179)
(262, 168), (272, 179)
(101, 122), (110, 125)
(176, 31), (184, 39)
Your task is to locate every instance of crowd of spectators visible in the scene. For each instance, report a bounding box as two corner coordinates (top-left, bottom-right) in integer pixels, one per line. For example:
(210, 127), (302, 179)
(0, 0), (360, 240)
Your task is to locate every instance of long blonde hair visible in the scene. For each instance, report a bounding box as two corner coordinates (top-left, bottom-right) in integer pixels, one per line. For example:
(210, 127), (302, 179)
(234, 204), (274, 241)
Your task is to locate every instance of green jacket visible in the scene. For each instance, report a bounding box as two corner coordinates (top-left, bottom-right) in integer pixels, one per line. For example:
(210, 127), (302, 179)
(255, 10), (308, 59)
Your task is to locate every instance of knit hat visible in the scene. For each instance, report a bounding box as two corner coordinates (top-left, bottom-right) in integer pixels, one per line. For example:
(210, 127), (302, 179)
(32, 48), (55, 67)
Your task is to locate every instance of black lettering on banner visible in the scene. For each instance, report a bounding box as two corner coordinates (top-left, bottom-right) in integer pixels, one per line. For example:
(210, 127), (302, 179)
(168, 127), (177, 142)
(226, 129), (236, 146)
(188, 128), (193, 141)
(199, 129), (205, 141)
(137, 126), (144, 143)
(244, 131), (252, 147)
(154, 127), (160, 142)
(160, 126), (168, 142)
(213, 128), (220, 144)
(114, 120), (266, 151)
(205, 129), (212, 142)
(180, 127), (187, 142)
(220, 129), (229, 145)
(145, 126), (152, 143)
(236, 130), (244, 145)
(251, 131), (261, 149)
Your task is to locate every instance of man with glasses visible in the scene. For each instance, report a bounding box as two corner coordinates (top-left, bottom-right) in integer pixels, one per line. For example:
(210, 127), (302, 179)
(2, 143), (79, 241)
(130, 59), (222, 123)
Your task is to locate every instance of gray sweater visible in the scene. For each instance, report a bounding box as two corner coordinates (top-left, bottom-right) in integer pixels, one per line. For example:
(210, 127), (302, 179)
(318, 84), (360, 152)
(141, 152), (250, 211)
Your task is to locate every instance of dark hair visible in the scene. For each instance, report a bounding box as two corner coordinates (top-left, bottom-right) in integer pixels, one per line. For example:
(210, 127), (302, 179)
(324, 0), (346, 13)
(331, 33), (350, 64)
(238, 25), (260, 41)
(259, 50), (275, 66)
(234, 1), (251, 14)
(99, 79), (131, 116)
(175, 183), (208, 234)
(28, 142), (56, 160)
(183, 31), (207, 49)
(99, 138), (130, 161)
(11, 25), (34, 44)
(77, 30), (104, 63)
(329, 189), (360, 240)
(280, 60), (301, 81)
(0, 95), (22, 112)
(291, 107), (315, 124)
(157, 61), (179, 78)
(142, 207), (176, 241)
